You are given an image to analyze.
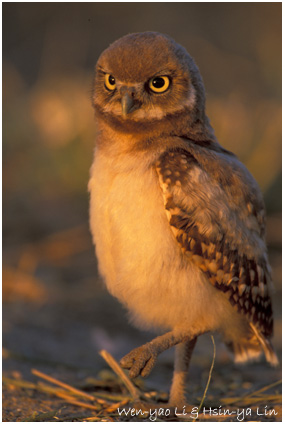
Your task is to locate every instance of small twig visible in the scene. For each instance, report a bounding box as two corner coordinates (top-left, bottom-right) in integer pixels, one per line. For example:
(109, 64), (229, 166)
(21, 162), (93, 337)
(104, 399), (129, 413)
(92, 391), (131, 402)
(99, 350), (141, 401)
(244, 378), (282, 397)
(78, 416), (102, 422)
(220, 378), (282, 406)
(55, 392), (101, 411)
(221, 394), (282, 407)
(32, 368), (95, 401)
(194, 335), (216, 421)
(3, 376), (38, 390)
(52, 414), (92, 422)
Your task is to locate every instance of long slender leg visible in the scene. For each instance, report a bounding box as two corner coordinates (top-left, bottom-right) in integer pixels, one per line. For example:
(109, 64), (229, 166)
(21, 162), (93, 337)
(120, 329), (194, 379)
(169, 338), (197, 407)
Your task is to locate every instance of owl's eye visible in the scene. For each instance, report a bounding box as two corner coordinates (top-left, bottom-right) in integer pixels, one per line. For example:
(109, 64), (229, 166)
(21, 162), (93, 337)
(104, 74), (116, 91)
(149, 76), (170, 93)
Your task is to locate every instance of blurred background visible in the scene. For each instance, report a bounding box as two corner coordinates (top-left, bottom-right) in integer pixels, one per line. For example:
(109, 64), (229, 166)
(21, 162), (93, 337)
(3, 3), (281, 421)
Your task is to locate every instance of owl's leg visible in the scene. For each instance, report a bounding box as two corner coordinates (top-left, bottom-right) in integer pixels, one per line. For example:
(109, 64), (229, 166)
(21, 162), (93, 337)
(120, 329), (194, 379)
(169, 338), (197, 407)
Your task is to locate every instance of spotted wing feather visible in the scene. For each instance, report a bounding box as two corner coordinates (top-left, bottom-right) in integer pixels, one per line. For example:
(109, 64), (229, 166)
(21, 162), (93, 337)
(155, 147), (273, 338)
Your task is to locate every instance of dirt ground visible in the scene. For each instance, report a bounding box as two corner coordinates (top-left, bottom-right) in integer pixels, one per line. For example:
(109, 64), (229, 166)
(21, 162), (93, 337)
(2, 214), (282, 422)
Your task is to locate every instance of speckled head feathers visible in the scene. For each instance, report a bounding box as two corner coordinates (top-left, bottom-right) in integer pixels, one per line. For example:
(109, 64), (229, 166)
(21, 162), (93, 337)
(98, 32), (201, 88)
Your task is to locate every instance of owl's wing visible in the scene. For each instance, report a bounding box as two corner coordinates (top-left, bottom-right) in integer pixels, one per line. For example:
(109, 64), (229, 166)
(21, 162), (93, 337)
(155, 146), (273, 339)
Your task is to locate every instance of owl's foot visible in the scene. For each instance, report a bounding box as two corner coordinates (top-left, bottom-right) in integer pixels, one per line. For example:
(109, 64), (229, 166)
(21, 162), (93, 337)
(120, 344), (157, 379)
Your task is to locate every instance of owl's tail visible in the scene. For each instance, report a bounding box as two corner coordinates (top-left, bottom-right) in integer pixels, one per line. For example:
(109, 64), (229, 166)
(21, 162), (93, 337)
(226, 323), (279, 366)
(248, 323), (279, 366)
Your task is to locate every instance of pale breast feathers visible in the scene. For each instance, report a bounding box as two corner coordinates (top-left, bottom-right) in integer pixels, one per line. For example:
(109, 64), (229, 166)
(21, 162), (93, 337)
(155, 147), (273, 337)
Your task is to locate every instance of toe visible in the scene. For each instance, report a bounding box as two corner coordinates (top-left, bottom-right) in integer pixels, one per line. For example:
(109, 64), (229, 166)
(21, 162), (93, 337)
(129, 354), (148, 378)
(120, 354), (134, 369)
(120, 348), (140, 369)
(141, 355), (156, 377)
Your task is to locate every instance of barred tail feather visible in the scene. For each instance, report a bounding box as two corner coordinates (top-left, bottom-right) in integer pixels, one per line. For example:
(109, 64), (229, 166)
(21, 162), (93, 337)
(226, 323), (279, 366)
(249, 323), (279, 366)
(228, 340), (262, 364)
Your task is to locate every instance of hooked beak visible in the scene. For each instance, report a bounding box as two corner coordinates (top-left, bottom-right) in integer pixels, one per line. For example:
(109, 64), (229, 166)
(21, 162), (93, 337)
(121, 92), (135, 117)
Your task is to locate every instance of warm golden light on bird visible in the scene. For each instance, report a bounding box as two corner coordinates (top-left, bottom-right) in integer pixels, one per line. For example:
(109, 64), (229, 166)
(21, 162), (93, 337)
(89, 31), (278, 407)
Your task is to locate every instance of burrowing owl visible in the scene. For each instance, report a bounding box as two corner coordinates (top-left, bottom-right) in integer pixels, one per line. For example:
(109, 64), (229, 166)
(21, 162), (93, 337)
(89, 32), (278, 406)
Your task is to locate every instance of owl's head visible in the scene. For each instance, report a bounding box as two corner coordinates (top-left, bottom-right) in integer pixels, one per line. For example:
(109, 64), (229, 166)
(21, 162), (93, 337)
(93, 32), (213, 140)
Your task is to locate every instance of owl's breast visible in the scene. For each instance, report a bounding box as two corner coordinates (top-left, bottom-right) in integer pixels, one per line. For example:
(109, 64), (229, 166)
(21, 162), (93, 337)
(89, 148), (184, 324)
(89, 147), (248, 335)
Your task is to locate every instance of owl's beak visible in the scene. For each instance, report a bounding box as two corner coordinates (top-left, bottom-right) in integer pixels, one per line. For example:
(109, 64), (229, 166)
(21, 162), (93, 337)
(121, 92), (135, 117)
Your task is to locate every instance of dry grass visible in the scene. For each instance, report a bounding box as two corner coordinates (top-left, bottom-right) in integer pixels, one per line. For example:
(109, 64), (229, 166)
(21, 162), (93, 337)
(2, 347), (282, 422)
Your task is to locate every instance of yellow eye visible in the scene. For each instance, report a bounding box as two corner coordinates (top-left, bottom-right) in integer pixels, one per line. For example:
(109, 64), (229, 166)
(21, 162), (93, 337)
(104, 74), (116, 91)
(149, 76), (170, 93)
